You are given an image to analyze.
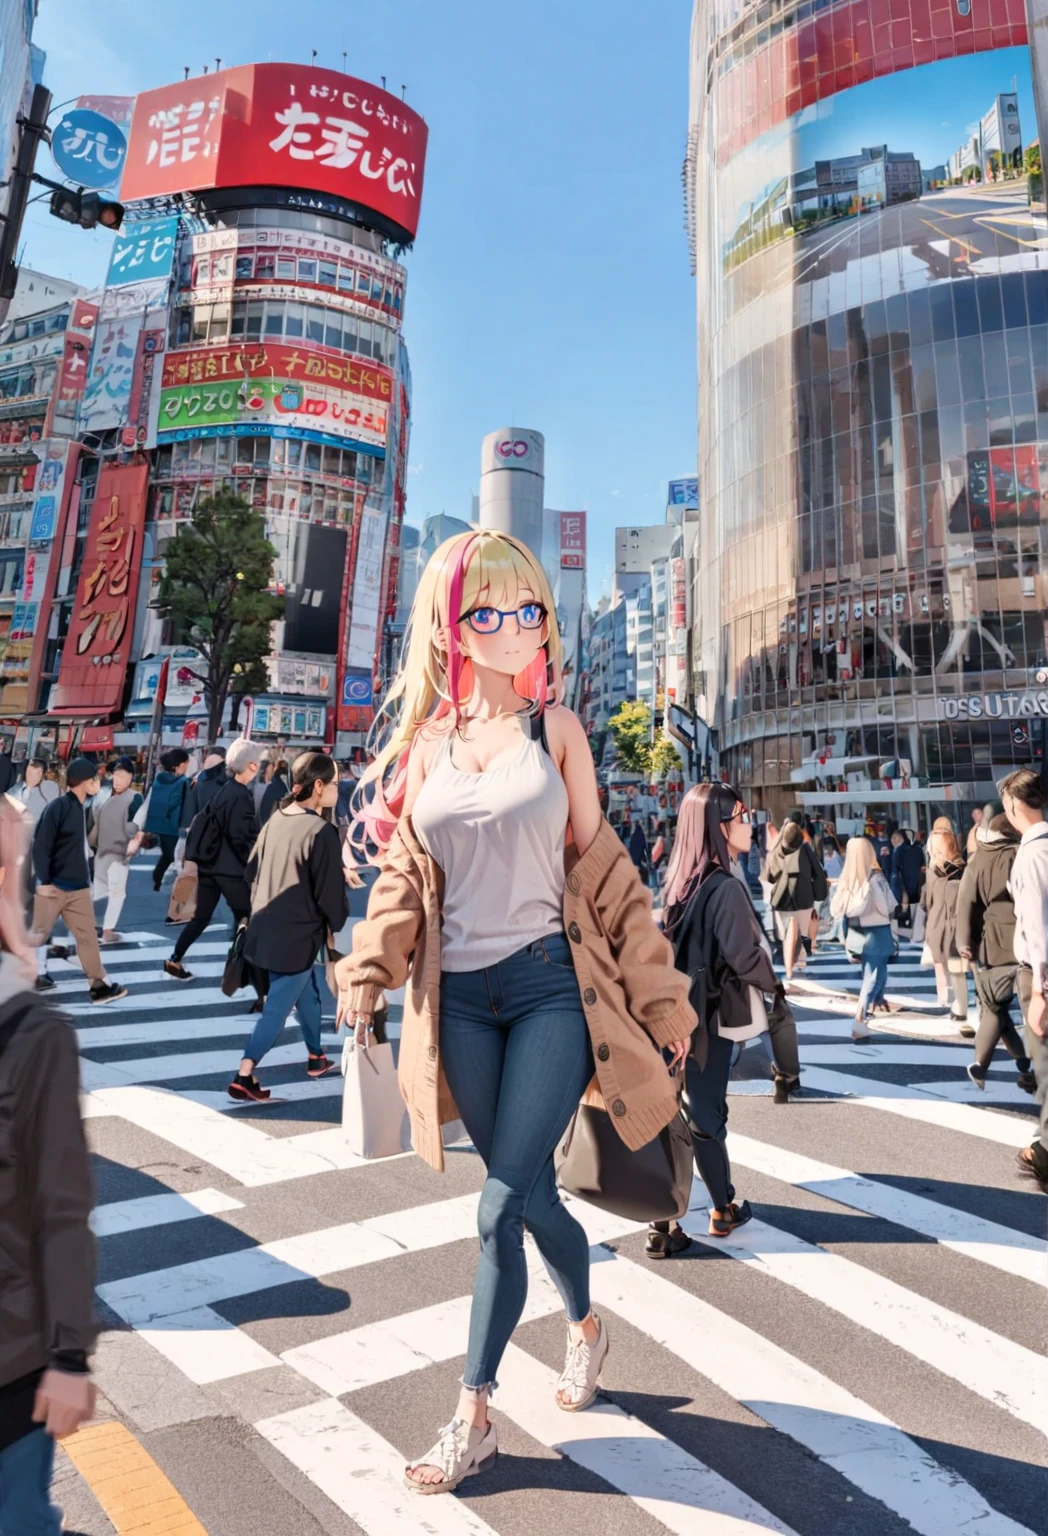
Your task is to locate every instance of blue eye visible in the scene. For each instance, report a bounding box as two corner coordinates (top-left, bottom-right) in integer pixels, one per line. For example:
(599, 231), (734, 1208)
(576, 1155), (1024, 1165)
(519, 603), (544, 628)
(470, 607), (498, 632)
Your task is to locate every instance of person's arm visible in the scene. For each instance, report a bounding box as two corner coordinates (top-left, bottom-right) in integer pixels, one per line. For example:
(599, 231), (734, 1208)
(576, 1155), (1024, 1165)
(23, 1021), (98, 1437)
(710, 877), (779, 993)
(1020, 840), (1048, 1035)
(311, 823), (350, 938)
(33, 801), (58, 887)
(954, 860), (979, 958)
(546, 705), (602, 855)
(228, 791), (259, 865)
(334, 824), (426, 1021)
(592, 843), (696, 1050)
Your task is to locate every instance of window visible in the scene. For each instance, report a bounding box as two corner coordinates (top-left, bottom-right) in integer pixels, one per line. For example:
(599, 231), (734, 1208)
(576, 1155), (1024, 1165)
(325, 313), (342, 349)
(319, 261), (337, 288)
(304, 443), (322, 472)
(192, 305), (211, 343)
(245, 304), (263, 341)
(298, 258), (318, 283)
(256, 254), (276, 280)
(230, 302), (247, 339)
(236, 255), (253, 280)
(337, 265), (354, 293)
(263, 305), (283, 338)
(357, 323), (373, 359)
(284, 303), (304, 339)
(210, 302), (230, 342)
(276, 256), (296, 280)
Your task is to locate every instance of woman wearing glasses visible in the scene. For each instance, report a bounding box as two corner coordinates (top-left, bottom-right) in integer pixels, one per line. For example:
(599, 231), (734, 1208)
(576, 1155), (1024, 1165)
(335, 529), (694, 1495)
(647, 782), (786, 1259)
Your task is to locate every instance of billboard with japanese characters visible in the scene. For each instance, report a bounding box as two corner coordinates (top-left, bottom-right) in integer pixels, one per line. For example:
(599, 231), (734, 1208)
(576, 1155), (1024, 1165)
(121, 64), (428, 241)
(106, 217), (180, 288)
(156, 343), (392, 454)
(559, 512), (586, 570)
(50, 462), (150, 713)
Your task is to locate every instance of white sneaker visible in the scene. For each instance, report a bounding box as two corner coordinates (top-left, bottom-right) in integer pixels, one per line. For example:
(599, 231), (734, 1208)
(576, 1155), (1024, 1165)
(405, 1418), (497, 1495)
(556, 1313), (609, 1412)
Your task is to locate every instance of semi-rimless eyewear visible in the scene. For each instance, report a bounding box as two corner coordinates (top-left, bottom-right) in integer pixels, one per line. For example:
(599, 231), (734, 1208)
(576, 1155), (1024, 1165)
(460, 602), (547, 635)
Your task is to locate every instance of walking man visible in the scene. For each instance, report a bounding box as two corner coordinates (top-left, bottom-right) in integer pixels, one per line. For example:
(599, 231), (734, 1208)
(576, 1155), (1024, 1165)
(90, 757), (143, 945)
(31, 759), (127, 1004)
(142, 748), (190, 891)
(164, 738), (260, 982)
(999, 769), (1048, 1187)
(0, 799), (98, 1534)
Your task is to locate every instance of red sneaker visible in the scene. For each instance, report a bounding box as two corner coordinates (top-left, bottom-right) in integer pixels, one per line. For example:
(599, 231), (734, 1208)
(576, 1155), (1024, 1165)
(306, 1053), (337, 1079)
(228, 1074), (271, 1103)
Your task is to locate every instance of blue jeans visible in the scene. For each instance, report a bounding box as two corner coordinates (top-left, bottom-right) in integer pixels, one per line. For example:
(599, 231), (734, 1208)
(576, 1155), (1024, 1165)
(857, 925), (894, 1019)
(439, 933), (595, 1391)
(243, 966), (323, 1066)
(0, 1429), (60, 1535)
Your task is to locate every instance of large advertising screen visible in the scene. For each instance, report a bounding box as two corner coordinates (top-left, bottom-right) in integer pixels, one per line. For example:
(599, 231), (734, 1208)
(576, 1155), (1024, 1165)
(156, 342), (392, 453)
(121, 64), (428, 241)
(718, 45), (1046, 314)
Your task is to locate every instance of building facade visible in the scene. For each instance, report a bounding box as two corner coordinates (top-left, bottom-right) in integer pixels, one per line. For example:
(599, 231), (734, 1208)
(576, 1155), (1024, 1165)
(687, 0), (1048, 824)
(39, 63), (427, 758)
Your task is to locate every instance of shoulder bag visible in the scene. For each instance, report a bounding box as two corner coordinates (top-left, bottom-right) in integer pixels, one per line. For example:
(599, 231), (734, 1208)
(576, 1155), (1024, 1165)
(555, 1092), (693, 1221)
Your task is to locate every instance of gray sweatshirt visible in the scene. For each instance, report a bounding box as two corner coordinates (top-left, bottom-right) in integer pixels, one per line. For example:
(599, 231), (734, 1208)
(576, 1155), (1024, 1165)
(1009, 820), (1048, 996)
(92, 789), (140, 862)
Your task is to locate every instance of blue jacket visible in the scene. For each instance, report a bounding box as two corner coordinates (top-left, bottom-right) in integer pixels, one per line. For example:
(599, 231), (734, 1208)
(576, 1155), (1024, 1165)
(144, 771), (187, 837)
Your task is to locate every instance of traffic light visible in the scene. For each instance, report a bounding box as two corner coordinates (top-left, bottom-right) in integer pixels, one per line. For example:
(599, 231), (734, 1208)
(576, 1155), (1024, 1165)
(48, 186), (124, 230)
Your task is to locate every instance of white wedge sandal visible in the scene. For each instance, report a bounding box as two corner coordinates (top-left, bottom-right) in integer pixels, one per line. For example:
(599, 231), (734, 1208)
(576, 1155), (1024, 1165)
(404, 1418), (498, 1495)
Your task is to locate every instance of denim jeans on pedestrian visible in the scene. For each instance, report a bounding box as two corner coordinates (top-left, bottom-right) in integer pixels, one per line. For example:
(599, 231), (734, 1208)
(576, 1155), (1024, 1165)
(857, 924), (895, 1019)
(439, 933), (595, 1391)
(243, 966), (323, 1066)
(0, 1429), (60, 1535)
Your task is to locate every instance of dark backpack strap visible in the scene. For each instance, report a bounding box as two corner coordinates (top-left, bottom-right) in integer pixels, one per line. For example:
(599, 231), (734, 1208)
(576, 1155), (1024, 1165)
(526, 712), (551, 756)
(0, 1001), (38, 1063)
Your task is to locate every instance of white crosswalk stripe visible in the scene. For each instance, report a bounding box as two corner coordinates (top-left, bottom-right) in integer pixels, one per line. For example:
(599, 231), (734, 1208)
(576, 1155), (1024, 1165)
(78, 921), (1042, 1534)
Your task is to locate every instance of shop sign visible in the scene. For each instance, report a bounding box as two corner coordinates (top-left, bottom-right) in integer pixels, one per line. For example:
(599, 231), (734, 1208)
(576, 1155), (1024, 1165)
(938, 692), (1048, 721)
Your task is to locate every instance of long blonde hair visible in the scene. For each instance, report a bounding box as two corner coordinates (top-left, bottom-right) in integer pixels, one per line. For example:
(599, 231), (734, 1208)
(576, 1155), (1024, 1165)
(836, 835), (881, 898)
(355, 529), (562, 855)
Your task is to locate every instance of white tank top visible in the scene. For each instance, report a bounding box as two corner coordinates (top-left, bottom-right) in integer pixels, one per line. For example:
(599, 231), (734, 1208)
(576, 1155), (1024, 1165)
(412, 723), (569, 972)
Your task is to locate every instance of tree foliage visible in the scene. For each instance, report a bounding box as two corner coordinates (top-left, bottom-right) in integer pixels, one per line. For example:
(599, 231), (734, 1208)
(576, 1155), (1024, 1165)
(157, 492), (284, 743)
(651, 734), (683, 781)
(607, 700), (653, 775)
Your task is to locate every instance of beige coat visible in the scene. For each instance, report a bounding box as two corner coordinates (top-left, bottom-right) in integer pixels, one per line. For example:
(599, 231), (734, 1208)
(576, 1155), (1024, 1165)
(339, 816), (697, 1172)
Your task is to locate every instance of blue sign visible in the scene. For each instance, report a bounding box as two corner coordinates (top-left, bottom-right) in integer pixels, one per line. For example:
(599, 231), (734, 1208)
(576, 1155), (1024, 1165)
(668, 478), (699, 509)
(51, 108), (128, 190)
(106, 217), (181, 288)
(29, 495), (57, 544)
(342, 669), (373, 708)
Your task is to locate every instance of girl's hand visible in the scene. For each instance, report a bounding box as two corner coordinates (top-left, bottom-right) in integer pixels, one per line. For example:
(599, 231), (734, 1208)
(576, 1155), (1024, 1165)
(666, 1039), (690, 1073)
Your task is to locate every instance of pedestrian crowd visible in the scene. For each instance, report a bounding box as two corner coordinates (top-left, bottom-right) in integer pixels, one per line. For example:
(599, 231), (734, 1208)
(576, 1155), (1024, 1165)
(0, 532), (1045, 1519)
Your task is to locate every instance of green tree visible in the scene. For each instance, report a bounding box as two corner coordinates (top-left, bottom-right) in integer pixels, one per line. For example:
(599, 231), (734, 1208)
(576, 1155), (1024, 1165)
(157, 492), (284, 744)
(651, 734), (683, 781)
(607, 700), (653, 775)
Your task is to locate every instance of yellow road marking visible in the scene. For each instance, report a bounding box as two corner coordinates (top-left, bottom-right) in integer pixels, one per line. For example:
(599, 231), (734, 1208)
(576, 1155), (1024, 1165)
(974, 216), (1048, 250)
(918, 218), (983, 257)
(61, 1421), (207, 1535)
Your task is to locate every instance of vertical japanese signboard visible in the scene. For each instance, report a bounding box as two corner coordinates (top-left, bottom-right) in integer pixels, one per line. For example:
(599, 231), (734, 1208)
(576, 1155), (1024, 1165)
(48, 299), (98, 435)
(338, 501), (387, 732)
(50, 462), (149, 713)
(559, 512), (586, 569)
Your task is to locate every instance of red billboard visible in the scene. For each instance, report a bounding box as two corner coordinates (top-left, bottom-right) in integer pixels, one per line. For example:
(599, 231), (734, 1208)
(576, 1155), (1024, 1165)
(50, 462), (150, 715)
(121, 64), (428, 240)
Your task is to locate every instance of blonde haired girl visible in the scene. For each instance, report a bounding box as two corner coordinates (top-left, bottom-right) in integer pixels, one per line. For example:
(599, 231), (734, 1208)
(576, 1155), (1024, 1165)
(336, 529), (695, 1494)
(830, 835), (895, 1039)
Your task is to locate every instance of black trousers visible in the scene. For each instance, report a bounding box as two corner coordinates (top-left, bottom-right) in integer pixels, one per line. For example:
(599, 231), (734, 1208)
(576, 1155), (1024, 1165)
(972, 963), (1031, 1072)
(681, 1032), (736, 1211)
(153, 833), (180, 889)
(173, 873), (251, 962)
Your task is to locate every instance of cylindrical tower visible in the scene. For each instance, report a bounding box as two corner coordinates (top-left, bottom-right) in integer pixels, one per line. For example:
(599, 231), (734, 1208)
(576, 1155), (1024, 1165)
(687, 0), (1047, 827)
(478, 427), (545, 556)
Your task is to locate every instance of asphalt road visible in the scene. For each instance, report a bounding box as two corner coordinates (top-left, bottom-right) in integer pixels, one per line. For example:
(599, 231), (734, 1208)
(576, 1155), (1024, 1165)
(50, 854), (1044, 1535)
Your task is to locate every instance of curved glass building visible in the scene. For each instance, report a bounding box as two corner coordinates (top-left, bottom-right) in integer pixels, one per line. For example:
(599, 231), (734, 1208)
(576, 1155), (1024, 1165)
(687, 0), (1048, 826)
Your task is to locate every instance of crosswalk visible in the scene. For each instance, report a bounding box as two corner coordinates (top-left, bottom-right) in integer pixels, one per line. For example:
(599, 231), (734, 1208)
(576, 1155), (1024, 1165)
(65, 891), (1044, 1536)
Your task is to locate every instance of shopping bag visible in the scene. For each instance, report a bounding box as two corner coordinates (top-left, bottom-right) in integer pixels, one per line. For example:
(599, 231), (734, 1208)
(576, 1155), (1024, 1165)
(920, 941), (934, 967)
(341, 1036), (412, 1158)
(910, 905), (926, 944)
(167, 863), (197, 925)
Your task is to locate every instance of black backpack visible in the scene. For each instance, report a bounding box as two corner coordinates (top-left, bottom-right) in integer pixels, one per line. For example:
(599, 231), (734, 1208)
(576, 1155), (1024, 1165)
(185, 796), (225, 868)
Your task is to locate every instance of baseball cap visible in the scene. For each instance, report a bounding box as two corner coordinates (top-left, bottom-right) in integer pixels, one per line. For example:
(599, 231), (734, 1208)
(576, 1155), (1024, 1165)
(112, 756), (136, 775)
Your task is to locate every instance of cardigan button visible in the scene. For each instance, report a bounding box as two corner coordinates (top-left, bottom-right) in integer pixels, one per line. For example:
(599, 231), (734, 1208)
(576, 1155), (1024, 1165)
(611, 1097), (626, 1117)
(567, 871), (581, 895)
(583, 987), (597, 1006)
(596, 1042), (610, 1062)
(427, 1045), (437, 1060)
(568, 922), (582, 943)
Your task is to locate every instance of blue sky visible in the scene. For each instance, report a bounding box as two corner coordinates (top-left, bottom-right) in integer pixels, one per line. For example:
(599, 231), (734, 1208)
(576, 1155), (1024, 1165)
(22, 0), (699, 597)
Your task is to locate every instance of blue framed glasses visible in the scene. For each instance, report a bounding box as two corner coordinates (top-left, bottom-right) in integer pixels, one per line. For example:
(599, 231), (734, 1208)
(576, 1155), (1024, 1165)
(461, 601), (547, 635)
